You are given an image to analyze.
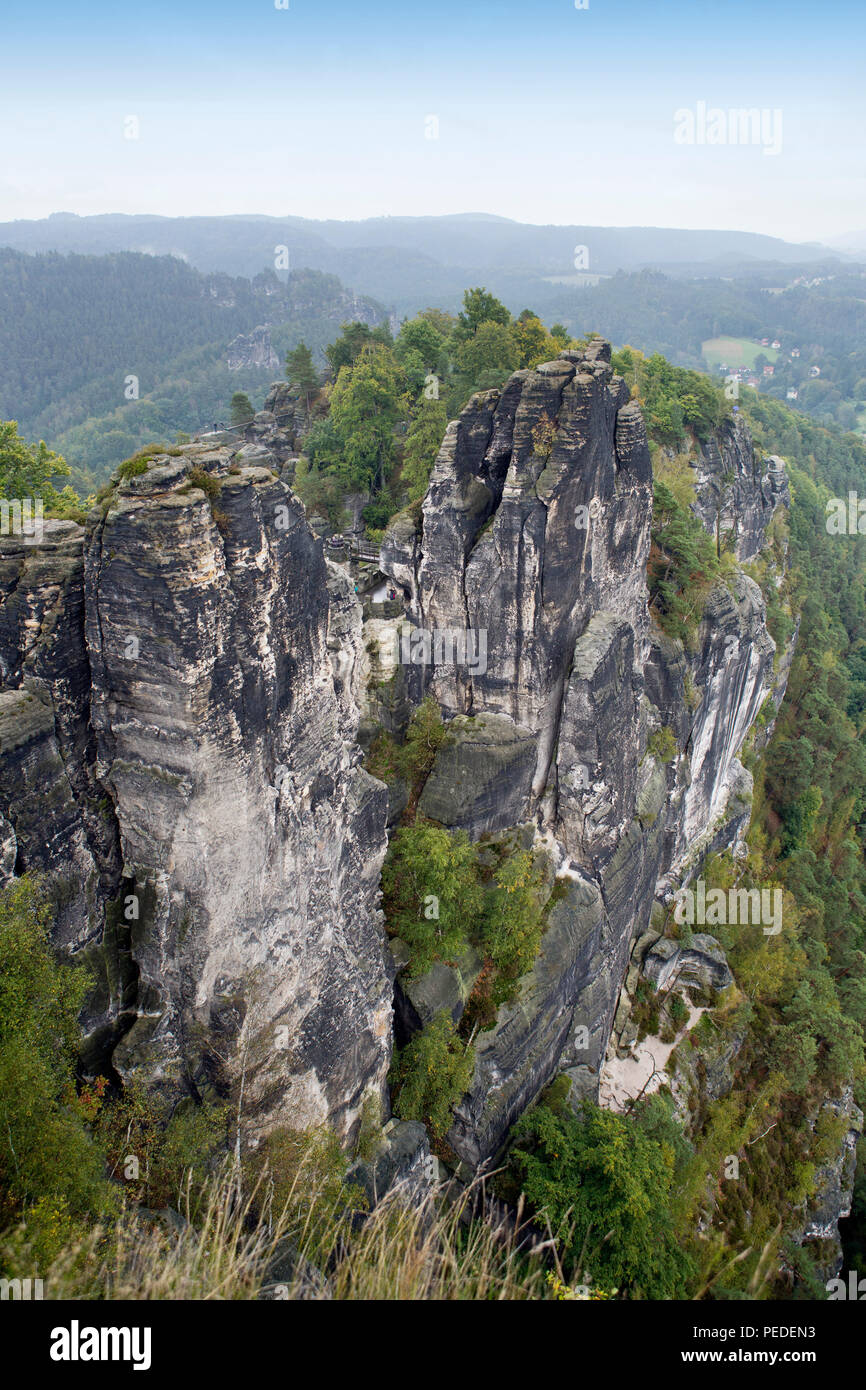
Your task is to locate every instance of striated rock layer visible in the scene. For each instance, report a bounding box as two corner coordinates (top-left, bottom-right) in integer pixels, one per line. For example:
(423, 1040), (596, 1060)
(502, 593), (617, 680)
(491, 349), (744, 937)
(380, 342), (792, 1169)
(0, 447), (394, 1143)
(0, 339), (794, 1175)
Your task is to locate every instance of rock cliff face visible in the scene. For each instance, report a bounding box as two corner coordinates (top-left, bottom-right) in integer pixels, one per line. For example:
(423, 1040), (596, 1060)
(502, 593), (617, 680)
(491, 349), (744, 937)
(0, 340), (796, 1181)
(689, 416), (789, 563)
(380, 342), (791, 1168)
(226, 325), (280, 372)
(0, 448), (393, 1143)
(0, 520), (126, 1060)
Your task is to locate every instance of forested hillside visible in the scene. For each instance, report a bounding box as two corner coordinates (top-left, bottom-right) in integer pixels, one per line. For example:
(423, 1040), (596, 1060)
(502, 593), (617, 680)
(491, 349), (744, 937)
(526, 267), (866, 433)
(0, 250), (385, 489)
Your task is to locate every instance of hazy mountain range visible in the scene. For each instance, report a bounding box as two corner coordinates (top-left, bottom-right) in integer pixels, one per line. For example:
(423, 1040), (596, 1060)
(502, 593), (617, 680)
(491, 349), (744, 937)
(0, 212), (844, 317)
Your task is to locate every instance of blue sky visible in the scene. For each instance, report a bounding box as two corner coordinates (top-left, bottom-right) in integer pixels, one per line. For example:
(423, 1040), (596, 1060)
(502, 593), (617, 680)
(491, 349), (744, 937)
(1, 0), (863, 241)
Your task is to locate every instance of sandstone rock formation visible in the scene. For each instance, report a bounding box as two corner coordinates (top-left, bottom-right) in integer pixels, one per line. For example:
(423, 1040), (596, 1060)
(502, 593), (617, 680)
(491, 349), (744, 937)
(0, 447), (394, 1144)
(0, 339), (798, 1186)
(226, 325), (280, 372)
(379, 341), (792, 1168)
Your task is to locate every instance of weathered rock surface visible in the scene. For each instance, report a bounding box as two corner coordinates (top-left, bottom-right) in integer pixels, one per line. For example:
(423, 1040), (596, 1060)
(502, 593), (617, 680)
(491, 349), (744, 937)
(415, 713), (536, 833)
(346, 1118), (433, 1209)
(379, 342), (791, 1169)
(642, 933), (734, 993)
(0, 446), (394, 1144)
(796, 1087), (864, 1279)
(226, 325), (280, 372)
(0, 337), (798, 1186)
(690, 416), (790, 562)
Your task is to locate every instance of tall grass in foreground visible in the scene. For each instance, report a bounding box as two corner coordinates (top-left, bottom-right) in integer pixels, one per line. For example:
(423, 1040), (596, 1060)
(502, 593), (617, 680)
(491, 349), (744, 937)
(2, 1148), (562, 1300)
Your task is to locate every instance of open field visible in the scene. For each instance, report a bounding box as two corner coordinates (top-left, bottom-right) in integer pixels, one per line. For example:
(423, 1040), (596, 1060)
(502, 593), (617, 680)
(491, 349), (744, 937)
(702, 335), (779, 369)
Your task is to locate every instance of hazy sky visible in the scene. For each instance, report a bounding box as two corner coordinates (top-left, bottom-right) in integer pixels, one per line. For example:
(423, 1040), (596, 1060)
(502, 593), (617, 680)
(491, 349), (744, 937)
(2, 0), (863, 242)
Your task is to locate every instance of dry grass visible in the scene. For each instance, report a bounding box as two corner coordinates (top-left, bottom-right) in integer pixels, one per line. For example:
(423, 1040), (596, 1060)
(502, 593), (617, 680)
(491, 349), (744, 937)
(12, 1138), (562, 1301)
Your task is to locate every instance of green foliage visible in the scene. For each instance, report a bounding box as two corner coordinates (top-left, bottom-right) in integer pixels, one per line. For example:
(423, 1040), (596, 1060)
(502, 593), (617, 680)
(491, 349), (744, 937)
(395, 315), (444, 370)
(290, 455), (347, 529)
(649, 478), (721, 644)
(0, 249), (385, 485)
(361, 491), (397, 533)
(116, 455), (149, 480)
(0, 879), (115, 1264)
(402, 394), (447, 501)
(453, 321), (519, 400)
(364, 698), (451, 804)
(95, 1083), (227, 1215)
(481, 850), (547, 1003)
(399, 695), (451, 791)
(382, 824), (482, 976)
(512, 311), (551, 368)
(187, 466), (221, 502)
(327, 345), (406, 492)
(455, 287), (511, 339)
(509, 1097), (696, 1299)
(355, 1093), (384, 1163)
(230, 391), (255, 425)
(391, 1012), (475, 1141)
(668, 993), (690, 1030)
(284, 341), (318, 401)
(325, 320), (394, 375)
(0, 418), (73, 510)
(647, 725), (678, 763)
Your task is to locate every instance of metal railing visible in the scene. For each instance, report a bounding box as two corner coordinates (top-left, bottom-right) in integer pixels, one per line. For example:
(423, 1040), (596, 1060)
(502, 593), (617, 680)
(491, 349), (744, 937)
(199, 408), (299, 438)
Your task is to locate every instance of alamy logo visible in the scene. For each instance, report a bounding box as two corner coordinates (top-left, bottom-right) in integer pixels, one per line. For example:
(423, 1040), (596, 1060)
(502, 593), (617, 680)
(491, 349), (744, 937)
(392, 626), (487, 676)
(826, 1270), (866, 1300)
(0, 1277), (43, 1300)
(826, 493), (866, 534)
(0, 497), (43, 545)
(674, 879), (782, 936)
(674, 102), (783, 156)
(49, 1320), (152, 1371)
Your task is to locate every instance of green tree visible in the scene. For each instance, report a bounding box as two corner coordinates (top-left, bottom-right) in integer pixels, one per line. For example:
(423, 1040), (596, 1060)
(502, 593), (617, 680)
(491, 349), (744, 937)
(481, 849), (546, 1000)
(0, 419), (73, 509)
(382, 824), (483, 976)
(513, 310), (553, 369)
(454, 322), (519, 403)
(325, 320), (393, 375)
(285, 341), (318, 408)
(399, 695), (450, 789)
(391, 1012), (475, 1140)
(510, 1099), (696, 1298)
(328, 345), (406, 491)
(456, 287), (511, 339)
(396, 316), (444, 370)
(0, 878), (114, 1263)
(291, 456), (347, 529)
(230, 391), (255, 425)
(402, 395), (447, 501)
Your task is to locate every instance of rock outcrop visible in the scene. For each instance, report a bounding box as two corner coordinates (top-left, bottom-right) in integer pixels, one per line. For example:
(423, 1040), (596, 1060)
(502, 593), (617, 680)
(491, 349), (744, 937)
(689, 416), (789, 563)
(379, 341), (790, 1169)
(0, 447), (394, 1144)
(226, 325), (280, 372)
(0, 338), (795, 1183)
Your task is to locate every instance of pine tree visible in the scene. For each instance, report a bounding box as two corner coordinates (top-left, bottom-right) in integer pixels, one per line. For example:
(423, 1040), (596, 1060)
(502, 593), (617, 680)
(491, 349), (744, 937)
(285, 341), (319, 409)
(229, 392), (254, 426)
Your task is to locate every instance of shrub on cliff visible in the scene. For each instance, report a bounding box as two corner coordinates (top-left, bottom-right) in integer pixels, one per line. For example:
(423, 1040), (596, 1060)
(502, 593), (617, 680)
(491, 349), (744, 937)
(0, 878), (116, 1266)
(382, 823), (482, 976)
(509, 1097), (696, 1299)
(649, 478), (721, 644)
(390, 1011), (475, 1142)
(0, 417), (81, 516)
(481, 849), (547, 1003)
